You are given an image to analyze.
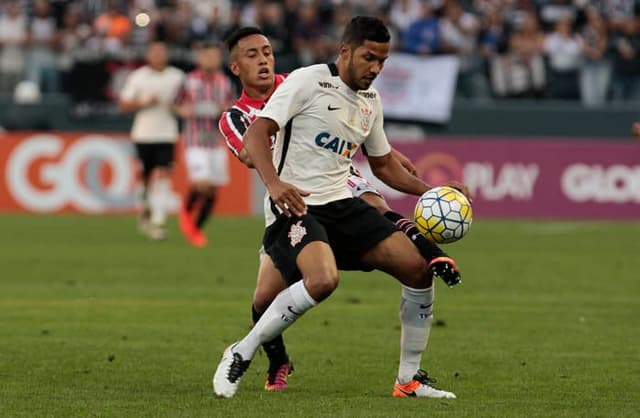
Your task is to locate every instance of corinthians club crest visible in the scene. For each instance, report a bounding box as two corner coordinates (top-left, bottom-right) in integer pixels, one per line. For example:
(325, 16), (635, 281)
(359, 105), (372, 132)
(288, 220), (307, 247)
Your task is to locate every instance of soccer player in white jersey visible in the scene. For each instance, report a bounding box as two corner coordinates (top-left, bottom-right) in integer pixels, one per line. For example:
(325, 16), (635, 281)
(174, 42), (234, 247)
(119, 41), (185, 240)
(218, 27), (464, 393)
(214, 18), (470, 399)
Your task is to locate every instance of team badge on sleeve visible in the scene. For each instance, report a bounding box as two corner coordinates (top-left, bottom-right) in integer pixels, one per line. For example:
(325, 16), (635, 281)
(288, 220), (307, 247)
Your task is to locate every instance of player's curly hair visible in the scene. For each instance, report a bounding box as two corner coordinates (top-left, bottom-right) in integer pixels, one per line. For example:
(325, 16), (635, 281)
(341, 16), (390, 47)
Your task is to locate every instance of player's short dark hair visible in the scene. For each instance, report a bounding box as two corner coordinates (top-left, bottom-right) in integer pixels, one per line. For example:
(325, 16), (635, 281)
(225, 27), (266, 52)
(341, 16), (390, 47)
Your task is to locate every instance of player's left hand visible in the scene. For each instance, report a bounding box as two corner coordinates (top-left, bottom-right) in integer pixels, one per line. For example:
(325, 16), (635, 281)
(443, 180), (473, 203)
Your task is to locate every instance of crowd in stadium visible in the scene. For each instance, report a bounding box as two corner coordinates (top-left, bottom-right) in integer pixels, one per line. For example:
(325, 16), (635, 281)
(1, 0), (639, 105)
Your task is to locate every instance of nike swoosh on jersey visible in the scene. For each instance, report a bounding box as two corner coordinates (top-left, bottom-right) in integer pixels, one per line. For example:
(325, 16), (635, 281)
(327, 105), (340, 111)
(287, 306), (302, 316)
(419, 303), (433, 309)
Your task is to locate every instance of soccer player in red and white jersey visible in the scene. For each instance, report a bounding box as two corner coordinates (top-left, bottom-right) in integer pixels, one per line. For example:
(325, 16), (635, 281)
(218, 28), (294, 392)
(175, 42), (235, 247)
(217, 26), (465, 395)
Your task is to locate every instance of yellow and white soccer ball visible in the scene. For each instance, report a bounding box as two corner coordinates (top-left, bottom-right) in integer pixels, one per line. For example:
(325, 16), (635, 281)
(414, 186), (473, 244)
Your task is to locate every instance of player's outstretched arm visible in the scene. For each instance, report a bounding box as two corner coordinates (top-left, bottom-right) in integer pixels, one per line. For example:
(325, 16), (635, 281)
(368, 152), (431, 196)
(244, 117), (309, 217)
(390, 148), (417, 176)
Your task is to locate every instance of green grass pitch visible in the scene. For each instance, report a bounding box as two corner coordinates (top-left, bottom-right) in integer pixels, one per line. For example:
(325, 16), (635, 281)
(1, 214), (639, 417)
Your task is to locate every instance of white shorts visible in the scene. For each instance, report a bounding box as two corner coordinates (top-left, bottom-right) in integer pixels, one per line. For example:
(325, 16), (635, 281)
(347, 173), (381, 198)
(185, 146), (229, 186)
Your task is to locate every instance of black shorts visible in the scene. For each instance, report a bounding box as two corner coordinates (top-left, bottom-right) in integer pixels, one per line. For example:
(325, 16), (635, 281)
(263, 197), (398, 285)
(135, 143), (175, 178)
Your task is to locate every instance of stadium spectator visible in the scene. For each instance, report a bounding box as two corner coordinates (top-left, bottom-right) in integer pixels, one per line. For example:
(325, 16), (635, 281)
(0, 0), (28, 95)
(174, 42), (234, 247)
(602, 0), (637, 32)
(579, 6), (612, 107)
(93, 0), (132, 51)
(491, 8), (546, 98)
(609, 10), (640, 102)
(320, 6), (352, 56)
(56, 6), (93, 92)
(118, 41), (185, 240)
(26, 0), (60, 93)
(188, 0), (232, 30)
(390, 0), (423, 38)
(402, 1), (442, 55)
(257, 1), (297, 73)
(538, 0), (577, 30)
(543, 16), (582, 100)
(290, 2), (325, 66)
(219, 6), (242, 42)
(155, 1), (193, 47)
(440, 0), (489, 98)
(478, 5), (510, 58)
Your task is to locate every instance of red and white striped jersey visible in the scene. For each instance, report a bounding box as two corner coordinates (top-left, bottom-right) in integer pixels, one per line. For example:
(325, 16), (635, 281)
(218, 73), (287, 157)
(175, 69), (234, 148)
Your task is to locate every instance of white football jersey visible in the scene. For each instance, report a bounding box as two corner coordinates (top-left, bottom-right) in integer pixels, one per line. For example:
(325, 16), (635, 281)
(259, 63), (391, 224)
(120, 65), (185, 143)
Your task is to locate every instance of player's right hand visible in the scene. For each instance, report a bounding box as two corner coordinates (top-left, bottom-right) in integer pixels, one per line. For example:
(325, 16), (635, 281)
(443, 180), (473, 203)
(267, 180), (310, 218)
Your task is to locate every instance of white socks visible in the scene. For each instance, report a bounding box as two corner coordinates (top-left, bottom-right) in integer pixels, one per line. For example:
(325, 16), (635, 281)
(398, 285), (434, 384)
(232, 280), (434, 382)
(149, 177), (171, 225)
(234, 281), (317, 360)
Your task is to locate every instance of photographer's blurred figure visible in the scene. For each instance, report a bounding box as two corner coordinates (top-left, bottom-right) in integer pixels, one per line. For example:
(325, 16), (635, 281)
(119, 41), (185, 240)
(174, 42), (234, 247)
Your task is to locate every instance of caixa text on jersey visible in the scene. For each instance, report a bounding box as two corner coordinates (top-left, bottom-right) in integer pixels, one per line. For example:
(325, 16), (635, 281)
(315, 132), (358, 159)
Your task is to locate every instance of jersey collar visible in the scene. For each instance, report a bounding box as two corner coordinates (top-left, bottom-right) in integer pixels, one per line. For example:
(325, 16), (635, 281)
(238, 74), (286, 109)
(238, 89), (268, 109)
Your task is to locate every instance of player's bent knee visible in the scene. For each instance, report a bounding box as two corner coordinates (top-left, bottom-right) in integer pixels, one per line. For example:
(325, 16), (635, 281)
(253, 278), (286, 312)
(303, 268), (339, 302)
(252, 290), (276, 313)
(402, 257), (431, 289)
(297, 241), (338, 301)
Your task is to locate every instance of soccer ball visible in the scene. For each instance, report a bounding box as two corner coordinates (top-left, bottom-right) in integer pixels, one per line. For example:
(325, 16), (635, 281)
(413, 186), (473, 244)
